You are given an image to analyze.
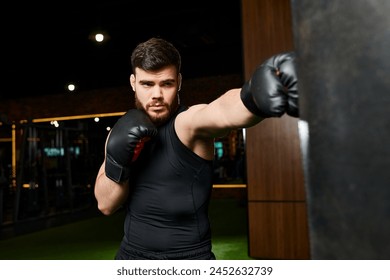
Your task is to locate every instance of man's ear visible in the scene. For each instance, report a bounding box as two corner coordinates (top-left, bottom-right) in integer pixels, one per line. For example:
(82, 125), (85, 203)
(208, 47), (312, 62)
(178, 73), (182, 91)
(130, 74), (136, 91)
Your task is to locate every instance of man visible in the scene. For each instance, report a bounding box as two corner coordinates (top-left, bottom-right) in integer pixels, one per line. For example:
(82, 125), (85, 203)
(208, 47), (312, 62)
(94, 37), (298, 259)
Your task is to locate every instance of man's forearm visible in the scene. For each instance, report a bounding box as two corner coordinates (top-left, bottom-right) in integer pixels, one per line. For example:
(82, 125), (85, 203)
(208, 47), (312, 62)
(94, 162), (129, 216)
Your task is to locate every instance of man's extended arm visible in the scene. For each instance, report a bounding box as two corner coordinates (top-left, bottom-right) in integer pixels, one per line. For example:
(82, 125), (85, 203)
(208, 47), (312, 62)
(176, 52), (298, 141)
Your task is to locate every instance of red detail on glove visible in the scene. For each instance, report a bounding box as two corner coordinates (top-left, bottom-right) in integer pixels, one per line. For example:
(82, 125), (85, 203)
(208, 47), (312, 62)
(131, 137), (151, 162)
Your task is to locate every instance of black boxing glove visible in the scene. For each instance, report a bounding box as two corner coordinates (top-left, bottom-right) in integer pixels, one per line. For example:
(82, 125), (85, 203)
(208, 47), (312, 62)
(240, 52), (299, 118)
(105, 109), (157, 183)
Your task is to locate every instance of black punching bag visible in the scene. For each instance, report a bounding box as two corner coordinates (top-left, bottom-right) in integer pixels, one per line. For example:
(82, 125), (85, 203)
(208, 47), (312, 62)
(291, 0), (390, 259)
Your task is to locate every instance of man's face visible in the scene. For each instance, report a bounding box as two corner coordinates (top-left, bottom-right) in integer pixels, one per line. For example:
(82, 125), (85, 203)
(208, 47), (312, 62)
(130, 66), (181, 126)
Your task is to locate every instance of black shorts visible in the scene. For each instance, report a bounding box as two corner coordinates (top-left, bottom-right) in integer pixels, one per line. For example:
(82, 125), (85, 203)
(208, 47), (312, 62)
(115, 244), (216, 260)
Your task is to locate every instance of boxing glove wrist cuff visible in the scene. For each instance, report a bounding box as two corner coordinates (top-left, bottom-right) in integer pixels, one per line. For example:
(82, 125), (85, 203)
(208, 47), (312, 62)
(240, 81), (266, 117)
(105, 155), (131, 183)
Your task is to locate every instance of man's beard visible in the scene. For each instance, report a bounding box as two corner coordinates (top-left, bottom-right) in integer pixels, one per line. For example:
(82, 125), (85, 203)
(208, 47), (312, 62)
(135, 95), (179, 126)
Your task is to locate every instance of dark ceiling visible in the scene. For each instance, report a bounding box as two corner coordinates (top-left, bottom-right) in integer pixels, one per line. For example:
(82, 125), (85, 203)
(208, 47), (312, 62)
(3, 0), (243, 100)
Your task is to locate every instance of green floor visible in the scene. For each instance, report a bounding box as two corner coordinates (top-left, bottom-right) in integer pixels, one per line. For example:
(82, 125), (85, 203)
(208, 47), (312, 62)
(0, 198), (254, 260)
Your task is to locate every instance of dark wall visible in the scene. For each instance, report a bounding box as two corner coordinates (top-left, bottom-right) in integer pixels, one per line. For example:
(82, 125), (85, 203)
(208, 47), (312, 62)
(0, 74), (242, 122)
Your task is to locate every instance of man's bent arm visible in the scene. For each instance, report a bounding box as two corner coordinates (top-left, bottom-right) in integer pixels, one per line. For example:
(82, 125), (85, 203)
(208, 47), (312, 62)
(94, 162), (130, 216)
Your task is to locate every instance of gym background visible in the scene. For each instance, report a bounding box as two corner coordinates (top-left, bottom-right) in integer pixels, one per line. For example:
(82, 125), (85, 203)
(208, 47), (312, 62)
(0, 0), (312, 260)
(0, 74), (246, 226)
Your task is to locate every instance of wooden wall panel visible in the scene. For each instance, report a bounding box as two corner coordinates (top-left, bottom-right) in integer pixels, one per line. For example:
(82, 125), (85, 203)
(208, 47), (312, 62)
(242, 0), (295, 77)
(248, 202), (310, 259)
(246, 115), (305, 201)
(241, 0), (310, 259)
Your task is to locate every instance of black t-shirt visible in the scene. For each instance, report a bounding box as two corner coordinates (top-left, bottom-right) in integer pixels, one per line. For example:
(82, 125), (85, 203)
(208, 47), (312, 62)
(120, 105), (214, 253)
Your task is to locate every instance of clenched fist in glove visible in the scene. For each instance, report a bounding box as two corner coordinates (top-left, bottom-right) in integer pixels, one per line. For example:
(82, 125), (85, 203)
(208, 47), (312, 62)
(240, 52), (299, 118)
(105, 109), (158, 183)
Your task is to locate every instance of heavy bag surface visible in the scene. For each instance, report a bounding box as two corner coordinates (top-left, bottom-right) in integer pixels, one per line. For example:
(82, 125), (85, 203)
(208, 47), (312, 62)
(291, 0), (390, 259)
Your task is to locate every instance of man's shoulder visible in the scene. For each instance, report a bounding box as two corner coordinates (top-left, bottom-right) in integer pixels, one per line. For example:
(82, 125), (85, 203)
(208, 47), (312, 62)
(180, 104), (207, 114)
(175, 104), (208, 132)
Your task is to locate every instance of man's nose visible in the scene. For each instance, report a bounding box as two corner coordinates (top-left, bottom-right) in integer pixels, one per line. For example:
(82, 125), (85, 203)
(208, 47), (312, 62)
(151, 86), (163, 98)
